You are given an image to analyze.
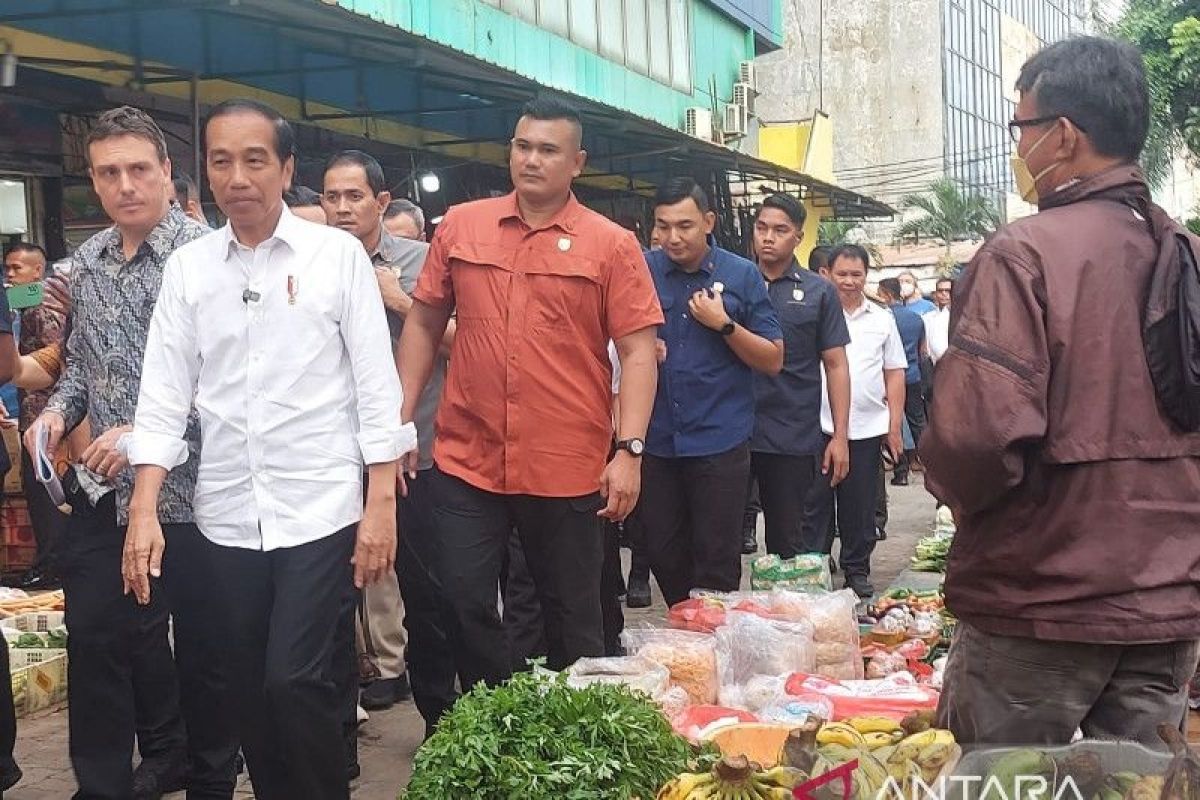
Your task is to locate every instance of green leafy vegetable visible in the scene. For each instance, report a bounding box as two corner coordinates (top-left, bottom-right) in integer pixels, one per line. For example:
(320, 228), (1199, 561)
(402, 671), (713, 799)
(13, 633), (44, 649)
(910, 535), (953, 573)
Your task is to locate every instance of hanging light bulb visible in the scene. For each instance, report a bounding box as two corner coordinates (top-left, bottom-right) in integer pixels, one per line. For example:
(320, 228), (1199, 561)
(419, 172), (440, 194)
(0, 41), (17, 89)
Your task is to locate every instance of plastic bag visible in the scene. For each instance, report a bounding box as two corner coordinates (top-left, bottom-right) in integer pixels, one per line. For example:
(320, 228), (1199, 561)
(670, 704), (759, 743)
(669, 592), (776, 633)
(564, 655), (670, 699)
(770, 589), (864, 680)
(622, 627), (719, 706)
(758, 692), (836, 725)
(750, 553), (833, 592)
(784, 671), (939, 721)
(715, 611), (816, 707)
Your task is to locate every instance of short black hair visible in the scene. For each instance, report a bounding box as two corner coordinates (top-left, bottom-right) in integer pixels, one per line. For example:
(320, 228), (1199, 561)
(808, 245), (832, 272)
(757, 193), (806, 229)
(204, 99), (296, 163)
(878, 277), (902, 299)
(829, 243), (870, 270)
(283, 185), (321, 207)
(936, 277), (955, 290)
(323, 150), (387, 196)
(172, 171), (198, 203)
(655, 177), (710, 214)
(1015, 36), (1149, 161)
(520, 96), (583, 130)
(6, 242), (46, 262)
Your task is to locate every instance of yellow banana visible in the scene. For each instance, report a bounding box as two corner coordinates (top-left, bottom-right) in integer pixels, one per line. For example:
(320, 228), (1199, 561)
(817, 722), (868, 747)
(656, 772), (713, 800)
(846, 716), (904, 735)
(758, 766), (808, 789)
(862, 731), (904, 750)
(897, 729), (938, 748)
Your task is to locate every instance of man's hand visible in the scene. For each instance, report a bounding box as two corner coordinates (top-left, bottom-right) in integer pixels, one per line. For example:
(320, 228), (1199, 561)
(0, 404), (16, 431)
(24, 410), (65, 457)
(598, 451), (641, 522)
(352, 496), (397, 588)
(655, 339), (667, 364)
(122, 510), (165, 605)
(375, 268), (413, 317)
(81, 424), (133, 480)
(822, 435), (851, 487)
(688, 288), (731, 331)
(886, 429), (904, 465)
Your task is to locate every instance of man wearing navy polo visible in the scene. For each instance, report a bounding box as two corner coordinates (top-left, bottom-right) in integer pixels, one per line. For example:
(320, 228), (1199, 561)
(638, 178), (784, 606)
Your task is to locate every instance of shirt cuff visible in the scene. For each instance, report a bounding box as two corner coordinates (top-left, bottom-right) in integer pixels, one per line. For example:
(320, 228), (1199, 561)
(357, 421), (417, 465)
(125, 430), (190, 470)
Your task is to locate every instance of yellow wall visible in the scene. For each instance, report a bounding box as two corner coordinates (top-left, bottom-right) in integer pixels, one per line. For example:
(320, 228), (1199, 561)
(758, 113), (835, 267)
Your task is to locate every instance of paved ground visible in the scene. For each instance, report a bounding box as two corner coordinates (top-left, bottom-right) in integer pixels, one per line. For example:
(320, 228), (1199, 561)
(7, 474), (938, 799)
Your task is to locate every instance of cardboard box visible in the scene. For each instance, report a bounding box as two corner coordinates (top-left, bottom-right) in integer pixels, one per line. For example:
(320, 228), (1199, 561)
(10, 611), (64, 632)
(9, 647), (66, 669)
(14, 653), (66, 716)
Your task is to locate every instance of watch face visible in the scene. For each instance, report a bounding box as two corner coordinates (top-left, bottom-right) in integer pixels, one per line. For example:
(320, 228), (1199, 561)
(629, 439), (645, 455)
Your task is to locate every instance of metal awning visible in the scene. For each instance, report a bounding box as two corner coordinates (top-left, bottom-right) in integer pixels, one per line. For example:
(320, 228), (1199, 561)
(0, 0), (892, 218)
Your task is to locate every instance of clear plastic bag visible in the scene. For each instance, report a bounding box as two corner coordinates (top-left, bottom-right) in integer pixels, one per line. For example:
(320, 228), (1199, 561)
(622, 627), (719, 706)
(564, 655), (670, 699)
(769, 589), (864, 680)
(715, 611), (816, 708)
(750, 553), (833, 592)
(668, 591), (776, 633)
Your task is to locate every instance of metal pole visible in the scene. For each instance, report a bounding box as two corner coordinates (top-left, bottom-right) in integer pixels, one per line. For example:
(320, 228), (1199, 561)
(191, 73), (201, 192)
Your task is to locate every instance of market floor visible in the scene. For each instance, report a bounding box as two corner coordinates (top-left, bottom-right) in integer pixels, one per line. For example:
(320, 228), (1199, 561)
(8, 475), (938, 799)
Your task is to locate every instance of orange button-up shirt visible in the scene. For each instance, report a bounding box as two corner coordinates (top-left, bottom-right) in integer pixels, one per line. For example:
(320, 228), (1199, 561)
(414, 192), (663, 497)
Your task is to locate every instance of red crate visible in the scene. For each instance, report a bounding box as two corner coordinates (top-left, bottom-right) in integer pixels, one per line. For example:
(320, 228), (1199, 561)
(2, 544), (35, 573)
(2, 499), (33, 547)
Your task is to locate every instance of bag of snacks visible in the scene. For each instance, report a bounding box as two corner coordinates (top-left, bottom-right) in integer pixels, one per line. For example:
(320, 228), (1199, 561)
(770, 589), (864, 680)
(750, 553), (833, 592)
(714, 611), (816, 707)
(668, 592), (776, 634)
(622, 628), (719, 706)
(564, 655), (670, 699)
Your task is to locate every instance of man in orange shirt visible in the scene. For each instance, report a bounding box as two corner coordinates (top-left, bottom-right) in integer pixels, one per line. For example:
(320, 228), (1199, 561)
(398, 97), (662, 688)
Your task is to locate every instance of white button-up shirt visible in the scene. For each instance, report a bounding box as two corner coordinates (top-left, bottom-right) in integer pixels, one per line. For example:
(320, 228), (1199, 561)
(924, 306), (951, 363)
(129, 207), (416, 551)
(820, 298), (908, 440)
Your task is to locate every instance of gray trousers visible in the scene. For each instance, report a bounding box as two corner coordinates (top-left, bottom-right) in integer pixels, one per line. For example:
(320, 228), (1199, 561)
(938, 622), (1200, 747)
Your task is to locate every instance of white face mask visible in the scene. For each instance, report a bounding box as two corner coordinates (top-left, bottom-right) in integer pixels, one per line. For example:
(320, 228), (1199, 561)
(899, 282), (916, 299)
(1010, 125), (1060, 204)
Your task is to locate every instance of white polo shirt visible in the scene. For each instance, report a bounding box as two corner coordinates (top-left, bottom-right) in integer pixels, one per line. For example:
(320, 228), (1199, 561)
(924, 306), (951, 363)
(820, 298), (908, 440)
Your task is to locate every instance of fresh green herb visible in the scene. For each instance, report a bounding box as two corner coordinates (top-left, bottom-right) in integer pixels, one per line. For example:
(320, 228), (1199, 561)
(402, 671), (714, 799)
(910, 535), (953, 573)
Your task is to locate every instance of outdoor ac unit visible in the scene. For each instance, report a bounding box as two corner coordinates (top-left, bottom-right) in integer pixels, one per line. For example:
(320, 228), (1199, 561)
(738, 60), (758, 92)
(723, 103), (748, 138)
(685, 106), (714, 141)
(733, 82), (756, 116)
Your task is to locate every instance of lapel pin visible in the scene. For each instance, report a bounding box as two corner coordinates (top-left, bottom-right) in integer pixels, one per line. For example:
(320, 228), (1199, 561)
(558, 237), (571, 252)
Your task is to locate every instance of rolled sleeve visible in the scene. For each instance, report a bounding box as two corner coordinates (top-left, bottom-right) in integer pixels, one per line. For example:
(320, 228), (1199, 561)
(125, 430), (190, 469)
(357, 420), (417, 465)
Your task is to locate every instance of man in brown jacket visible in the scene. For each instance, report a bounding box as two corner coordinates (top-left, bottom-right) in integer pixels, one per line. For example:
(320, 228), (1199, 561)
(923, 36), (1200, 746)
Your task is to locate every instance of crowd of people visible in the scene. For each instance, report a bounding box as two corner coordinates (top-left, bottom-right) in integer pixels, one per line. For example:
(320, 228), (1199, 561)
(0, 30), (1194, 800)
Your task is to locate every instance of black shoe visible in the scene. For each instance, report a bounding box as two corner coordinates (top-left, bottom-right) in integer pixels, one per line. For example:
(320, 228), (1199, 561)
(361, 675), (408, 711)
(876, 527), (888, 541)
(741, 529), (758, 555)
(845, 575), (874, 599)
(13, 568), (60, 591)
(626, 575), (651, 609)
(890, 474), (908, 487)
(0, 760), (21, 793)
(827, 555), (839, 575)
(347, 762), (361, 781)
(132, 758), (187, 799)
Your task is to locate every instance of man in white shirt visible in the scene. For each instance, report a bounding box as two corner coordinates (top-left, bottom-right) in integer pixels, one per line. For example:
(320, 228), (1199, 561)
(803, 244), (908, 598)
(925, 277), (953, 364)
(122, 99), (414, 800)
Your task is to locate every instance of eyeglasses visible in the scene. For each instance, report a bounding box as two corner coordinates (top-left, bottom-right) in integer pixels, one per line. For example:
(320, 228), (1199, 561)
(1007, 115), (1087, 143)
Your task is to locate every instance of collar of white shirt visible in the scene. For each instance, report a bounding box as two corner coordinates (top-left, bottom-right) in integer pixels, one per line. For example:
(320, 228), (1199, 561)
(219, 205), (306, 261)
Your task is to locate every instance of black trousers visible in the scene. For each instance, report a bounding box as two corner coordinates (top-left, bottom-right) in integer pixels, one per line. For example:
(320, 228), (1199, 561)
(395, 470), (460, 729)
(431, 467), (605, 690)
(904, 381), (926, 448)
(802, 436), (883, 579)
(750, 452), (817, 559)
(742, 474), (761, 535)
(0, 621), (15, 778)
(638, 444), (751, 607)
(334, 585), (358, 775)
(209, 527), (355, 800)
(21, 448), (68, 576)
(62, 492), (237, 800)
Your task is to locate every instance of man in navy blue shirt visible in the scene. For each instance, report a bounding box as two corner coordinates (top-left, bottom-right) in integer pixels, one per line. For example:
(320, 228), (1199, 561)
(638, 178), (783, 606)
(750, 195), (852, 558)
(877, 278), (927, 485)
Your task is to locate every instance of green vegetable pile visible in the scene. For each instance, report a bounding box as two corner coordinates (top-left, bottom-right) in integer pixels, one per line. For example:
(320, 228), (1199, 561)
(910, 535), (952, 573)
(402, 671), (713, 799)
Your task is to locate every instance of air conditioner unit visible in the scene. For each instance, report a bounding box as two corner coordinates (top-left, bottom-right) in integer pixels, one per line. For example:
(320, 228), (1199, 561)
(733, 81), (756, 116)
(738, 60), (758, 92)
(684, 106), (714, 141)
(723, 103), (748, 139)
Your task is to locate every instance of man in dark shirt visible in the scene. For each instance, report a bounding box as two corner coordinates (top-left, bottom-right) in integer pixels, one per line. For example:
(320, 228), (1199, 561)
(877, 277), (927, 485)
(750, 195), (852, 558)
(640, 178), (783, 606)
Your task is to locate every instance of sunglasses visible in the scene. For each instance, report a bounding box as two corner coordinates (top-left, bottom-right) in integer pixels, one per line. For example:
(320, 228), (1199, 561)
(1007, 115), (1087, 144)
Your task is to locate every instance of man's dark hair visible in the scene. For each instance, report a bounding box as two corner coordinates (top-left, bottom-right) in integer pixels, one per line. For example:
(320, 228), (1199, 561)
(520, 96), (583, 129)
(655, 177), (710, 214)
(6, 242), (46, 262)
(829, 243), (870, 270)
(323, 150), (386, 196)
(172, 171), (198, 203)
(808, 245), (832, 272)
(758, 193), (806, 229)
(1015, 36), (1149, 161)
(936, 278), (955, 291)
(385, 198), (425, 231)
(204, 99), (296, 163)
(283, 185), (321, 207)
(878, 277), (902, 300)
(86, 106), (168, 166)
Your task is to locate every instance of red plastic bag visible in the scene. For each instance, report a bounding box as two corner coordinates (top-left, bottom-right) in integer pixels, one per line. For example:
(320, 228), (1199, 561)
(784, 672), (939, 721)
(667, 595), (777, 634)
(670, 704), (759, 742)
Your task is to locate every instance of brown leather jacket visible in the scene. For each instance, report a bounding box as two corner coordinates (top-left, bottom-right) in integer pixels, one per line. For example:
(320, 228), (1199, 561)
(922, 165), (1200, 644)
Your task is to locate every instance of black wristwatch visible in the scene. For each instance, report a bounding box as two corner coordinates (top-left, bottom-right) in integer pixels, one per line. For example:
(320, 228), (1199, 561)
(719, 320), (736, 336)
(615, 438), (645, 457)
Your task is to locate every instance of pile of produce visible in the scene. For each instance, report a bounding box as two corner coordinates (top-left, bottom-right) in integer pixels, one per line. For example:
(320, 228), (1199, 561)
(910, 535), (952, 573)
(402, 671), (714, 799)
(0, 589), (64, 617)
(657, 755), (805, 800)
(9, 628), (66, 649)
(750, 554), (833, 592)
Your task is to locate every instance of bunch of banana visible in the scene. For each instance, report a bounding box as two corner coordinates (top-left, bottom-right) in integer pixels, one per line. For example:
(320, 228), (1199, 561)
(817, 722), (869, 748)
(842, 718), (908, 751)
(656, 755), (811, 800)
(881, 728), (958, 794)
(814, 743), (892, 800)
(1095, 771), (1144, 800)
